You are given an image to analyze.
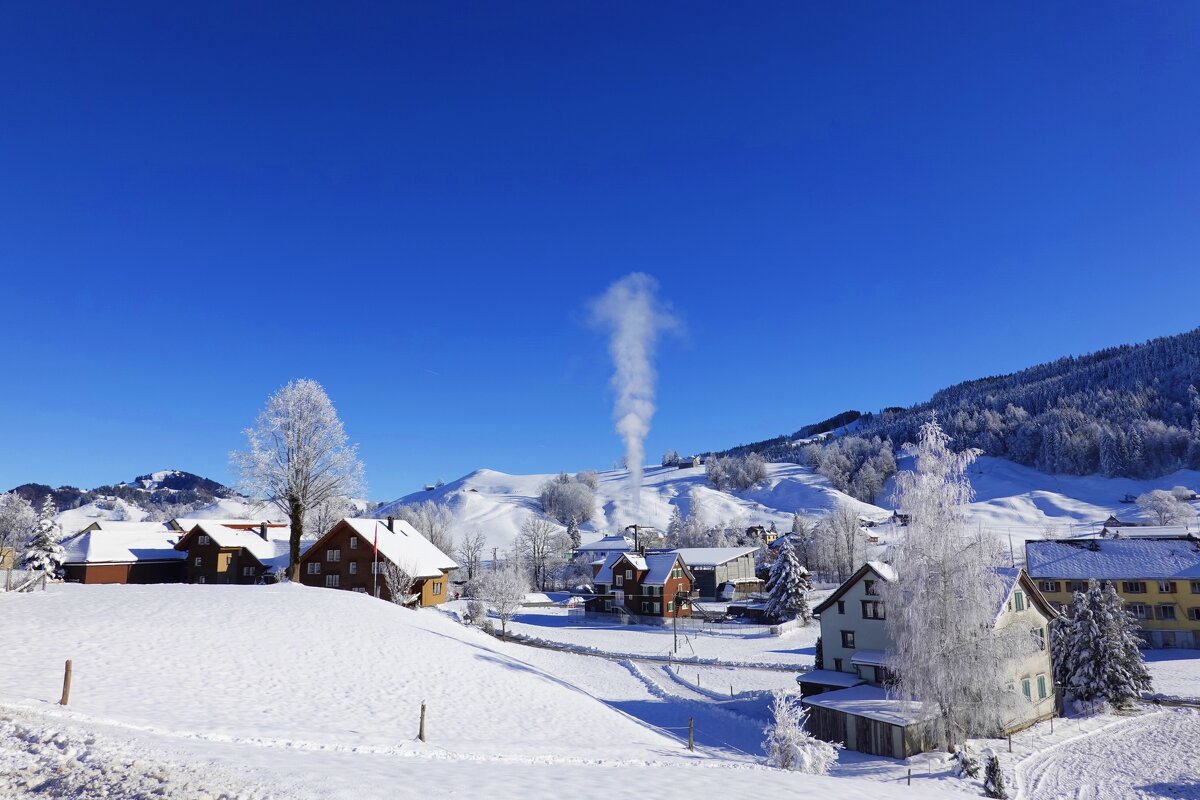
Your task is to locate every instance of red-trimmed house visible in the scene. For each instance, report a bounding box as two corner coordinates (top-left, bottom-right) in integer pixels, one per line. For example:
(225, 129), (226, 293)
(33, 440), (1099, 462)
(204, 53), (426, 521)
(588, 551), (695, 619)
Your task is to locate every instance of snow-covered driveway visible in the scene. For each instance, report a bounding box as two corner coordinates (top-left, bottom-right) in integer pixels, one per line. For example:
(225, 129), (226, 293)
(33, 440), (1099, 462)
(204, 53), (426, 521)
(1019, 708), (1200, 800)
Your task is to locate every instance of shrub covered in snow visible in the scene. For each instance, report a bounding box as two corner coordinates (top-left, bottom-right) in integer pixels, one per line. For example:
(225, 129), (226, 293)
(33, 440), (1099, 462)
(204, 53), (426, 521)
(539, 473), (596, 525)
(706, 453), (768, 492)
(983, 752), (1007, 799)
(1053, 579), (1152, 708)
(20, 496), (64, 577)
(762, 690), (841, 774)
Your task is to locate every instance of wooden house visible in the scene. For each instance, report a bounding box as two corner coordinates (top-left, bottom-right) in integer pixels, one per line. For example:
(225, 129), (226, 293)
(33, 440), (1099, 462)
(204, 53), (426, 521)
(297, 517), (457, 606)
(174, 521), (290, 584)
(587, 551), (694, 619)
(670, 547), (762, 600)
(60, 521), (187, 584)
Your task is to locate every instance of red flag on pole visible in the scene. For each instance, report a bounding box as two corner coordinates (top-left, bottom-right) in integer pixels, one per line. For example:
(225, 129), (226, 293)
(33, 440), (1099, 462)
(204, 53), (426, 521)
(373, 521), (380, 597)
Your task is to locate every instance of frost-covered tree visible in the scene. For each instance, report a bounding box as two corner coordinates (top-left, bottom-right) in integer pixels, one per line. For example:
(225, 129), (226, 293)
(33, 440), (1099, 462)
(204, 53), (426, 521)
(576, 470), (600, 491)
(539, 473), (597, 525)
(881, 418), (1031, 748)
(381, 559), (419, 606)
(763, 538), (811, 624)
(812, 501), (865, 582)
(231, 379), (365, 577)
(762, 690), (841, 773)
(0, 492), (37, 590)
(483, 563), (529, 637)
(455, 528), (487, 593)
(304, 494), (353, 540)
(666, 505), (684, 544)
(661, 449), (680, 467)
(706, 452), (769, 491)
(1136, 489), (1195, 526)
(565, 516), (582, 550)
(517, 516), (568, 590)
(395, 499), (456, 554)
(1056, 580), (1151, 707)
(20, 496), (64, 578)
(983, 752), (1008, 799)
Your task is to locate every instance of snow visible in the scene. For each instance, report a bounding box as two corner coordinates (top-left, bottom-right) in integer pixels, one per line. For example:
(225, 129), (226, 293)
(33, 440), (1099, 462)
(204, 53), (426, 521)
(336, 518), (457, 577)
(184, 521), (283, 563)
(797, 670), (867, 689)
(643, 552), (683, 584)
(849, 649), (888, 667)
(1025, 538), (1200, 580)
(672, 546), (759, 567)
(61, 529), (186, 565)
(802, 684), (933, 726)
(0, 583), (964, 799)
(1144, 649), (1200, 701)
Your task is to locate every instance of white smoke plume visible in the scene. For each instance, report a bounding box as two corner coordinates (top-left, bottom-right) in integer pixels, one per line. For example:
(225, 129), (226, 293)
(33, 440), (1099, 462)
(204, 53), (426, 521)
(590, 273), (679, 518)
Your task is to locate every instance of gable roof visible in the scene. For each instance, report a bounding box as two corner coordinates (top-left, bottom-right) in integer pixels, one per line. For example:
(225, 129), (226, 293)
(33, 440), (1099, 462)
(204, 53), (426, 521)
(575, 534), (634, 552)
(994, 567), (1061, 622)
(670, 547), (758, 567)
(812, 562), (894, 615)
(303, 519), (457, 579)
(175, 522), (285, 565)
(62, 526), (186, 565)
(1025, 537), (1200, 581)
(643, 553), (694, 585)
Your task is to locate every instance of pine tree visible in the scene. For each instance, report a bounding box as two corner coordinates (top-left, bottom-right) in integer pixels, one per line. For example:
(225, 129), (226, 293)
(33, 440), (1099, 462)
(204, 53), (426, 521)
(763, 538), (811, 624)
(566, 516), (582, 550)
(1055, 583), (1105, 702)
(814, 634), (824, 671)
(20, 495), (65, 577)
(666, 506), (684, 546)
(1097, 581), (1152, 707)
(983, 753), (1008, 799)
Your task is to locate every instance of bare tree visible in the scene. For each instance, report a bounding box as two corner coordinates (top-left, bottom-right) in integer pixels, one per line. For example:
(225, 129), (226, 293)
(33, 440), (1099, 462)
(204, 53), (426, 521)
(456, 527), (487, 594)
(483, 563), (528, 637)
(395, 499), (456, 554)
(517, 516), (568, 590)
(381, 559), (420, 606)
(813, 501), (865, 582)
(305, 494), (353, 541)
(1137, 489), (1195, 526)
(231, 379), (365, 577)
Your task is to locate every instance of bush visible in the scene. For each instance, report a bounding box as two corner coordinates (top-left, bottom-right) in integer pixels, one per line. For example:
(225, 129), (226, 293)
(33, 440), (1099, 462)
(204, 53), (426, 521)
(539, 473), (596, 524)
(707, 453), (769, 491)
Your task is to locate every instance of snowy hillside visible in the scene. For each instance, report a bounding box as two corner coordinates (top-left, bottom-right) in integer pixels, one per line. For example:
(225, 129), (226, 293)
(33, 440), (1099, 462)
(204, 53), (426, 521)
(0, 584), (965, 799)
(378, 458), (1200, 554)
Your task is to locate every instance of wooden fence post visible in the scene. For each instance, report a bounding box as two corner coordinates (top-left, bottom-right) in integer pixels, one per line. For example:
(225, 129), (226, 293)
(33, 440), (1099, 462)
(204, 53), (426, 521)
(688, 717), (694, 752)
(419, 702), (427, 742)
(59, 659), (72, 706)
(1007, 734), (1012, 753)
(907, 769), (911, 786)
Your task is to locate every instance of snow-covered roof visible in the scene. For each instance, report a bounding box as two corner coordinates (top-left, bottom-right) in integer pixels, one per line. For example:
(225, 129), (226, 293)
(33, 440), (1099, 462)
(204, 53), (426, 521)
(575, 534), (634, 552)
(865, 560), (896, 582)
(642, 553), (685, 585)
(180, 522), (284, 563)
(77, 520), (178, 536)
(338, 519), (457, 579)
(797, 670), (867, 689)
(670, 547), (758, 568)
(802, 684), (934, 726)
(1025, 538), (1200, 581)
(850, 649), (887, 667)
(1093, 525), (1195, 538)
(62, 527), (186, 565)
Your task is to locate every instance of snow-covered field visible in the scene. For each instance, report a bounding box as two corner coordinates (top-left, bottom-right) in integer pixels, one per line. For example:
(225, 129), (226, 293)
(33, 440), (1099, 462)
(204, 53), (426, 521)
(1145, 649), (1200, 701)
(0, 583), (967, 799)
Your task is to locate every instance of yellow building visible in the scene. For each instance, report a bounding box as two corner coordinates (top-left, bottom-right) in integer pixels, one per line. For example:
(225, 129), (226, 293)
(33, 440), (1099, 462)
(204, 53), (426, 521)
(1025, 537), (1200, 649)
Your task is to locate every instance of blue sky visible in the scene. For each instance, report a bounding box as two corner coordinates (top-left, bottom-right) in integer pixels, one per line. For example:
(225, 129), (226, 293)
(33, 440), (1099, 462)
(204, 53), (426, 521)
(2, 2), (1198, 500)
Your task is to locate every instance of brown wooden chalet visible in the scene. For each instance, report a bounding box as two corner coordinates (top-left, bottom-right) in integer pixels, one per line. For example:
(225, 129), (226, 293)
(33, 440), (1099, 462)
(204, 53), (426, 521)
(587, 550), (695, 619)
(60, 521), (187, 584)
(175, 521), (289, 584)
(297, 517), (458, 606)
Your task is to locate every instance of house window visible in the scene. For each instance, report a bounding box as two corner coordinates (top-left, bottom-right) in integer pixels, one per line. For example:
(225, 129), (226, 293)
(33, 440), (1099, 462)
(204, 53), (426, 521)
(352, 587), (367, 593)
(834, 658), (843, 672)
(327, 549), (341, 562)
(837, 601), (846, 615)
(1033, 628), (1047, 651)
(1037, 674), (1047, 700)
(616, 575), (624, 587)
(1157, 581), (1176, 594)
(242, 566), (255, 577)
(864, 579), (878, 596)
(862, 600), (885, 620)
(1188, 608), (1200, 622)
(198, 534), (210, 546)
(194, 557), (202, 567)
(667, 601), (674, 613)
(349, 562), (358, 575)
(197, 576), (205, 584)
(654, 602), (661, 613)
(1126, 603), (1151, 620)
(1155, 605), (1177, 621)
(1014, 591), (1025, 612)
(325, 574), (340, 588)
(307, 562), (321, 575)
(350, 536), (358, 549)
(1021, 679), (1031, 702)
(672, 567), (683, 579)
(1123, 581), (1146, 594)
(1039, 580), (1060, 593)
(841, 630), (855, 649)
(1067, 580), (1087, 593)
(372, 562), (385, 574)
(433, 582), (442, 596)
(1190, 580), (1200, 594)
(625, 569), (633, 580)
(641, 602), (650, 613)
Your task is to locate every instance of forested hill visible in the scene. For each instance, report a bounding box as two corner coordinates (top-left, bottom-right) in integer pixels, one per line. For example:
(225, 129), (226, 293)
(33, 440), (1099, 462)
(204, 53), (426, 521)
(722, 327), (1200, 482)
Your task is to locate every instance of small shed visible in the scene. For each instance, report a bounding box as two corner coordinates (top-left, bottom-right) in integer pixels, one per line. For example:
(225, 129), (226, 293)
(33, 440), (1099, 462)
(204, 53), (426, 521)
(802, 684), (941, 759)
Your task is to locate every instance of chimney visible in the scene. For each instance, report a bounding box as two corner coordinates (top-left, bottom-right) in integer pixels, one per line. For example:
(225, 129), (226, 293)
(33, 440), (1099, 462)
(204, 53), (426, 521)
(259, 522), (269, 541)
(386, 516), (395, 532)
